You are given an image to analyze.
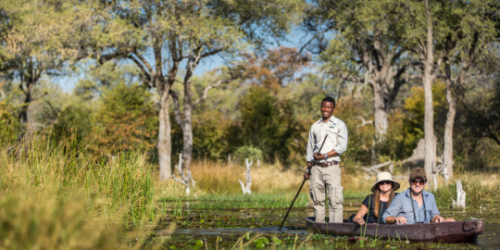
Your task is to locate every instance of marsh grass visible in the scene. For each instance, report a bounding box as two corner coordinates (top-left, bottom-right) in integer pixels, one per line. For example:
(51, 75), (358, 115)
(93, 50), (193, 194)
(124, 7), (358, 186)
(1, 135), (497, 249)
(0, 137), (165, 249)
(0, 188), (122, 249)
(0, 141), (157, 226)
(165, 193), (311, 210)
(433, 173), (500, 207)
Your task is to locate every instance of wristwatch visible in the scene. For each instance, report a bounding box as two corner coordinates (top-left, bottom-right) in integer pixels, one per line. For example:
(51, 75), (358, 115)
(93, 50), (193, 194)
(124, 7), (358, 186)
(324, 153), (328, 161)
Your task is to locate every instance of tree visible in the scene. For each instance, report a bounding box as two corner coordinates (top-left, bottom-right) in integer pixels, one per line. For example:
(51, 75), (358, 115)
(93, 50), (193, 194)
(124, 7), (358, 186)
(309, 0), (420, 163)
(402, 82), (448, 157)
(238, 86), (302, 163)
(240, 46), (311, 93)
(464, 78), (500, 146)
(93, 0), (304, 182)
(439, 1), (499, 183)
(402, 0), (499, 187)
(0, 0), (93, 142)
(89, 82), (158, 156)
(420, 0), (438, 188)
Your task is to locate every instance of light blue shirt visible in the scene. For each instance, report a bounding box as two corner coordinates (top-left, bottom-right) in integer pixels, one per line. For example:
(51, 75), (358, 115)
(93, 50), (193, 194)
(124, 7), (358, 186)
(306, 115), (348, 163)
(382, 188), (440, 224)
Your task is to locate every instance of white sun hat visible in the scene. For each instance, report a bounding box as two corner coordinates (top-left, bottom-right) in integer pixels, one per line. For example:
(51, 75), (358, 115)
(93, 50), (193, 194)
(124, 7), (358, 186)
(371, 172), (400, 192)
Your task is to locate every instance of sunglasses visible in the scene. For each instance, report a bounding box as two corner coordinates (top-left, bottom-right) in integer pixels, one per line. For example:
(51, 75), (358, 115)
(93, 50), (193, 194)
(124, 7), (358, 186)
(378, 181), (392, 185)
(411, 179), (426, 185)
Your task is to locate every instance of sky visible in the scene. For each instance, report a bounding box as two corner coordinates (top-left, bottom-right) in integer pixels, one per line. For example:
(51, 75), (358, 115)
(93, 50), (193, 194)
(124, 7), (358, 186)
(53, 27), (321, 93)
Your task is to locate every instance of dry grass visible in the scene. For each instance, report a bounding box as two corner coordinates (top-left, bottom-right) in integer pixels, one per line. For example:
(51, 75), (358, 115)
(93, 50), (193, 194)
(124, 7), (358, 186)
(433, 172), (500, 206)
(190, 160), (500, 205)
(190, 160), (305, 195)
(189, 160), (403, 197)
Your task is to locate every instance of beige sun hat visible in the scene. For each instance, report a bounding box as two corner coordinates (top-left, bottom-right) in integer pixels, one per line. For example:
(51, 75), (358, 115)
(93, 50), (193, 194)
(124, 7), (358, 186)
(370, 172), (400, 192)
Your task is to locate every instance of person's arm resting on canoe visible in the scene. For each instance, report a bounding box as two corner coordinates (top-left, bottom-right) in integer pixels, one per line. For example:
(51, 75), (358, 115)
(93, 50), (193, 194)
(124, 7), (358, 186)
(427, 194), (455, 223)
(352, 203), (369, 225)
(382, 196), (407, 224)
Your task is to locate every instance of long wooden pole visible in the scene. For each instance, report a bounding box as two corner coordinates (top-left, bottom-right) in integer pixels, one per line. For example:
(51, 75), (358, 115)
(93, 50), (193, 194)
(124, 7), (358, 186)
(279, 134), (328, 231)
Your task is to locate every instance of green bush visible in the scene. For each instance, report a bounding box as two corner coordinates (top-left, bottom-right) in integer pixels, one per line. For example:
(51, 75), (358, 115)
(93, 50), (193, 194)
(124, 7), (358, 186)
(0, 97), (21, 147)
(238, 86), (303, 163)
(234, 145), (263, 162)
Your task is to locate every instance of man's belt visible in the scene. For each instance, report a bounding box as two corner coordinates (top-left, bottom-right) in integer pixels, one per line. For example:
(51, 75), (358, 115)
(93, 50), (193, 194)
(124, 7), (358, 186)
(315, 161), (339, 167)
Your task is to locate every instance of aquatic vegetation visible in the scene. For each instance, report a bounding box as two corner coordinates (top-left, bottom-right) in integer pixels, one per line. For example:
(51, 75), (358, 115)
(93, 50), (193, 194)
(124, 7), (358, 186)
(0, 138), (498, 249)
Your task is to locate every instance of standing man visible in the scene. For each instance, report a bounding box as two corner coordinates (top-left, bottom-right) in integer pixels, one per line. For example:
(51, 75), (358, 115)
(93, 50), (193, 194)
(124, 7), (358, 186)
(304, 96), (348, 223)
(382, 167), (455, 224)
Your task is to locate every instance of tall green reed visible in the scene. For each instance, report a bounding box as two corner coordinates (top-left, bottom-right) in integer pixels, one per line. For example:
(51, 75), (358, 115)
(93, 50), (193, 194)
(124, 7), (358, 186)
(0, 135), (159, 227)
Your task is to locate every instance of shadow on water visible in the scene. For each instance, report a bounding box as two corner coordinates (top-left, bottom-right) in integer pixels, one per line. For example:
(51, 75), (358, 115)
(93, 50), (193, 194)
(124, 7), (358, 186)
(151, 198), (500, 249)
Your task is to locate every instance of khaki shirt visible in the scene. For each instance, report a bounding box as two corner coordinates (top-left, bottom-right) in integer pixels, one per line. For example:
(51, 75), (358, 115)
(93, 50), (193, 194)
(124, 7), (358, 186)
(306, 115), (348, 163)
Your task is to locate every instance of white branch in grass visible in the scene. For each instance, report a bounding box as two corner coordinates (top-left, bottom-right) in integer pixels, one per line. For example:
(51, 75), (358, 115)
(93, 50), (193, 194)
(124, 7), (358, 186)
(172, 153), (196, 195)
(239, 158), (252, 195)
(451, 180), (466, 210)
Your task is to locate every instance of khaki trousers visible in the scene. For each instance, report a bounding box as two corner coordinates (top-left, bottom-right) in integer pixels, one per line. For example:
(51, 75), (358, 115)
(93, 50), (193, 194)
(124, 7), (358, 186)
(309, 164), (343, 223)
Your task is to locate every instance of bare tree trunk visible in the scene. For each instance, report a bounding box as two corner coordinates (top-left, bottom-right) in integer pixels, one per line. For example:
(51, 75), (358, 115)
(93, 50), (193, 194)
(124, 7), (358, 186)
(443, 59), (455, 184)
(158, 89), (172, 181)
(182, 64), (194, 177)
(19, 82), (33, 127)
(423, 0), (437, 190)
(18, 65), (41, 144)
(171, 59), (226, 184)
(372, 85), (389, 164)
(373, 86), (389, 139)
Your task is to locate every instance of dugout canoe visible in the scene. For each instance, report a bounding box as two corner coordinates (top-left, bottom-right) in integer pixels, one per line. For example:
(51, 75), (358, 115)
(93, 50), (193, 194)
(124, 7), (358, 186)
(305, 217), (483, 243)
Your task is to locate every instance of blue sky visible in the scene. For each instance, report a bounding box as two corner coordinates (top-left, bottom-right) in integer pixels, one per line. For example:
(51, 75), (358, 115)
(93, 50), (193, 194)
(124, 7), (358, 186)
(54, 27), (321, 93)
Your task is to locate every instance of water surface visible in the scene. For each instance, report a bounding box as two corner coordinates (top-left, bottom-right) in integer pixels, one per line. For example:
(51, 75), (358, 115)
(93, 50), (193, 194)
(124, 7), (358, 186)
(154, 198), (500, 249)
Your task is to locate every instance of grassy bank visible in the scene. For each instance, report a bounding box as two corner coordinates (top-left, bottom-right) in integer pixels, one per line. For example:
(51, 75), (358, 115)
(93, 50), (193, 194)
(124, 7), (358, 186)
(188, 160), (500, 208)
(0, 139), (163, 249)
(187, 160), (383, 198)
(0, 139), (498, 249)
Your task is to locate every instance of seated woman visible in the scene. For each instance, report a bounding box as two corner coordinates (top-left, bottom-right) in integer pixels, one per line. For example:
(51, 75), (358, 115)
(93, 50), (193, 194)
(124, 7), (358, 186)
(351, 172), (400, 225)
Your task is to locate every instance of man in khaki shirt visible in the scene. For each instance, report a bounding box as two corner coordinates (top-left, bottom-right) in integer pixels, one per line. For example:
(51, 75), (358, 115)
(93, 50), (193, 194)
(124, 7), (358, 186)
(304, 96), (348, 223)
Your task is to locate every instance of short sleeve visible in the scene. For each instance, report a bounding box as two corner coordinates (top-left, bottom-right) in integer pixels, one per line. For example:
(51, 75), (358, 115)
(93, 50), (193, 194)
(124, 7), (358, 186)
(429, 195), (440, 218)
(382, 196), (402, 223)
(362, 195), (373, 209)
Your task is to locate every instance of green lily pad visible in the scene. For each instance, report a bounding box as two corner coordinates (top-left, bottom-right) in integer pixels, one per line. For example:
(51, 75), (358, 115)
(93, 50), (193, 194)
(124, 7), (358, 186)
(195, 240), (203, 248)
(271, 236), (282, 245)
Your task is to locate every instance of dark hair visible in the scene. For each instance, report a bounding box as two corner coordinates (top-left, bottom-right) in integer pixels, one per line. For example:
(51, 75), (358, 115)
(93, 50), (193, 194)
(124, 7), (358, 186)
(321, 96), (336, 108)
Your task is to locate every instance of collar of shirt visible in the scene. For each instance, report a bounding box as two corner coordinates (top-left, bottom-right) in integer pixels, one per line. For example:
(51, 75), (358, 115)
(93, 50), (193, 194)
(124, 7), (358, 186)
(318, 115), (337, 125)
(403, 188), (430, 200)
(405, 188), (430, 204)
